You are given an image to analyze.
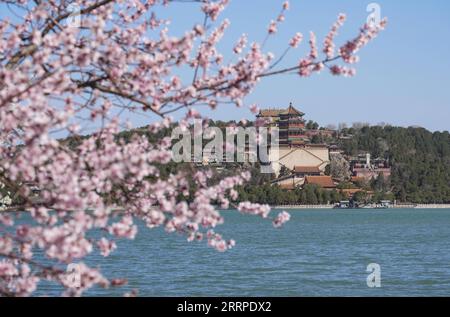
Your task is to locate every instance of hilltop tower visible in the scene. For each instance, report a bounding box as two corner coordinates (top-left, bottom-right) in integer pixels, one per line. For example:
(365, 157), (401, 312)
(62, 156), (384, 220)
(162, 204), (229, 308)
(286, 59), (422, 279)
(256, 102), (306, 145)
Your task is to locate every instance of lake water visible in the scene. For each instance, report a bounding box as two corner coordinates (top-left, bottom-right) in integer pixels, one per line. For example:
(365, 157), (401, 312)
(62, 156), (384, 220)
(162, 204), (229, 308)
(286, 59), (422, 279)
(31, 208), (450, 296)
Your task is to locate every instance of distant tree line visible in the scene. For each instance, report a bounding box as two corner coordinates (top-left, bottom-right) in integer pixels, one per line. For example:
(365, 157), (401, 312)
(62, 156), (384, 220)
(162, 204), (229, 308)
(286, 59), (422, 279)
(59, 122), (450, 205)
(236, 184), (347, 205)
(339, 125), (450, 203)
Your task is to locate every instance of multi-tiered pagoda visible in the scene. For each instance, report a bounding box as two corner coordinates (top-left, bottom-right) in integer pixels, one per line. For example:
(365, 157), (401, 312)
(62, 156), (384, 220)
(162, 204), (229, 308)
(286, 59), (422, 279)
(257, 103), (306, 145)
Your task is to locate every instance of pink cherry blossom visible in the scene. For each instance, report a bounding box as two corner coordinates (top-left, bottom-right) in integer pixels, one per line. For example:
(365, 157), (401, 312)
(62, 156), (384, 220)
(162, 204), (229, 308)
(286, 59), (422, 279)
(289, 32), (303, 48)
(249, 104), (260, 114)
(202, 0), (229, 21)
(0, 0), (386, 296)
(233, 34), (248, 54)
(309, 31), (318, 60)
(272, 211), (291, 228)
(237, 202), (271, 218)
(268, 20), (278, 34)
(323, 14), (347, 58)
(97, 238), (117, 257)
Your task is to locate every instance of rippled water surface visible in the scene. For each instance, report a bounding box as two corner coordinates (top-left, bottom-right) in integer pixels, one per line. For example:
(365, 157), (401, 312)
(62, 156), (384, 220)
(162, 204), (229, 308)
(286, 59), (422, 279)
(32, 208), (450, 296)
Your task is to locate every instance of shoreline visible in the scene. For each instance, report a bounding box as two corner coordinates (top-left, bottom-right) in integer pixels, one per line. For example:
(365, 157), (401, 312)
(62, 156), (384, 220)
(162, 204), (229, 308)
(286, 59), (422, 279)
(270, 204), (450, 210)
(3, 204), (450, 213)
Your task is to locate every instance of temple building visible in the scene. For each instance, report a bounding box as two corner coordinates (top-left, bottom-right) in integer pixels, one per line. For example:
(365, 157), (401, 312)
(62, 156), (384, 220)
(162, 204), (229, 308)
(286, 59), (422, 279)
(304, 176), (337, 190)
(270, 164), (326, 189)
(293, 166), (322, 177)
(268, 144), (330, 177)
(350, 153), (391, 180)
(257, 103), (307, 145)
(256, 103), (330, 177)
(278, 104), (306, 145)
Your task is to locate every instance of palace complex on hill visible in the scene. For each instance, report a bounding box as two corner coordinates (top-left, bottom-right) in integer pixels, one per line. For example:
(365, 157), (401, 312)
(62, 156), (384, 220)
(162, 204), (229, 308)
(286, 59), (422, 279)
(256, 103), (335, 145)
(258, 103), (332, 179)
(256, 103), (392, 199)
(196, 102), (392, 200)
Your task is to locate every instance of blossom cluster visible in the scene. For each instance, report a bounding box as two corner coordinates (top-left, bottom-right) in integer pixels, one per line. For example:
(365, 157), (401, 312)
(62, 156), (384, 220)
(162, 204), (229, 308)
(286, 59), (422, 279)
(0, 0), (386, 296)
(294, 14), (387, 78)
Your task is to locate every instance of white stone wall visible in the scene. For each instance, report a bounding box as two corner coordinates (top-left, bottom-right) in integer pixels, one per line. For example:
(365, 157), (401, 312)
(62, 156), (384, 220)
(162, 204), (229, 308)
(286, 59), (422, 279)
(269, 146), (330, 177)
(273, 176), (305, 187)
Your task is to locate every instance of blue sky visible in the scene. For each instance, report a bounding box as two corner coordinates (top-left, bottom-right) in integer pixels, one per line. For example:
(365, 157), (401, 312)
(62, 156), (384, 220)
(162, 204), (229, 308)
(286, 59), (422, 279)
(156, 0), (450, 132)
(2, 1), (449, 132)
